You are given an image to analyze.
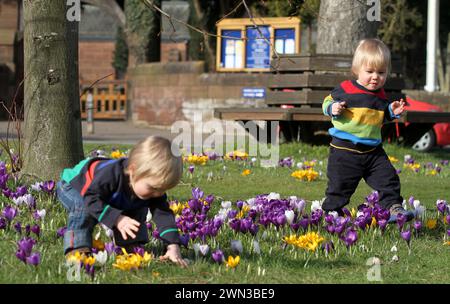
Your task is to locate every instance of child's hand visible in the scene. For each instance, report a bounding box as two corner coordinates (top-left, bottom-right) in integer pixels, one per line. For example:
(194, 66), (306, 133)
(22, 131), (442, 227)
(116, 215), (140, 240)
(391, 98), (406, 116)
(331, 101), (347, 116)
(159, 244), (188, 268)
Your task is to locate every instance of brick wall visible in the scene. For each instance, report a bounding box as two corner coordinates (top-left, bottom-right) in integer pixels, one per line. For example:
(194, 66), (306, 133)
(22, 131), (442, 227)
(128, 61), (270, 126)
(0, 1), (18, 65)
(79, 41), (115, 82)
(160, 42), (188, 62)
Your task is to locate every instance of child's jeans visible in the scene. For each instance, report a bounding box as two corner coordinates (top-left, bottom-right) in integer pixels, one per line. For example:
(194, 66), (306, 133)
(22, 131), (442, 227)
(56, 181), (149, 254)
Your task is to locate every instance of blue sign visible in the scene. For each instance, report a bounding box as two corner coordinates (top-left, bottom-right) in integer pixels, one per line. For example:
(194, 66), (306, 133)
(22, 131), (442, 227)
(242, 88), (266, 99)
(245, 26), (271, 69)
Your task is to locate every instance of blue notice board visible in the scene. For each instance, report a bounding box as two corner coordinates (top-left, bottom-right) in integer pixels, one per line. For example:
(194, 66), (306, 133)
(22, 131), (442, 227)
(242, 87), (266, 99)
(245, 26), (271, 69)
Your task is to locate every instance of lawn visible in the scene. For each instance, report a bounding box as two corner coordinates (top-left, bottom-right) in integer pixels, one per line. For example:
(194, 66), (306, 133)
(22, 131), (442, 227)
(0, 142), (449, 284)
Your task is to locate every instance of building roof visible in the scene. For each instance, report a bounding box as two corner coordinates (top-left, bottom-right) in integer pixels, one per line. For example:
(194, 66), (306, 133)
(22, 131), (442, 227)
(79, 4), (119, 41)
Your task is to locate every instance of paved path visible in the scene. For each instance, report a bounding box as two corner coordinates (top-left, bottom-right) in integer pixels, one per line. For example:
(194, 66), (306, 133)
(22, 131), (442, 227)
(0, 120), (176, 144)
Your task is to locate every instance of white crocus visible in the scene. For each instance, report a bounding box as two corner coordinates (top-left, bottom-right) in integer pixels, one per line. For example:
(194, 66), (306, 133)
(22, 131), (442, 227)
(199, 244), (209, 256)
(146, 210), (152, 222)
(413, 200), (421, 210)
(267, 192), (280, 201)
(93, 250), (108, 265)
(221, 201), (232, 209)
(284, 210), (295, 225)
(36, 209), (46, 220)
(311, 200), (323, 212)
(231, 240), (243, 254)
(193, 243), (200, 258)
(253, 240), (261, 255)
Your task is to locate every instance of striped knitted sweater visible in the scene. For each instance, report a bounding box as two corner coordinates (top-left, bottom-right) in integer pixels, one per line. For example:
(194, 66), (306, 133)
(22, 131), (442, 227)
(323, 80), (399, 147)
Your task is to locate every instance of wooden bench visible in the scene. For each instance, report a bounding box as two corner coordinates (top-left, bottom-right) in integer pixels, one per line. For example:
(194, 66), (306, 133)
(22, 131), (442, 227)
(214, 54), (450, 143)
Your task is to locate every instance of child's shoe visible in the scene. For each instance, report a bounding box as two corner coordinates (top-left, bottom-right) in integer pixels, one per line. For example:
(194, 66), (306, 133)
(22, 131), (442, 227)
(388, 204), (416, 223)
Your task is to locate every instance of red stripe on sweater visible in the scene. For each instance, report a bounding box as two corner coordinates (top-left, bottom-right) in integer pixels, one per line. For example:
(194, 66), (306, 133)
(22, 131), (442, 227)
(340, 80), (386, 100)
(80, 160), (101, 196)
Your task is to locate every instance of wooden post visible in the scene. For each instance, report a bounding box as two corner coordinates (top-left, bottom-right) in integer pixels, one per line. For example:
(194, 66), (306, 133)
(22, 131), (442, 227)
(86, 91), (94, 134)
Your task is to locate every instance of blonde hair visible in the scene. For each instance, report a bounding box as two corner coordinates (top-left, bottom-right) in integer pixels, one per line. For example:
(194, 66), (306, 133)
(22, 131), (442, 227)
(352, 38), (391, 76)
(126, 136), (183, 191)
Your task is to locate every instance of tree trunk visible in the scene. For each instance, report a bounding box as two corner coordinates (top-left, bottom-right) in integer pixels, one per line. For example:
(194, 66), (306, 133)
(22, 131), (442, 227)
(22, 0), (84, 181)
(316, 0), (379, 54)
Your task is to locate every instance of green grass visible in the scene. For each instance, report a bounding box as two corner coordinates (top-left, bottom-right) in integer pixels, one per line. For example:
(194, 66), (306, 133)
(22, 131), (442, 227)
(0, 142), (449, 283)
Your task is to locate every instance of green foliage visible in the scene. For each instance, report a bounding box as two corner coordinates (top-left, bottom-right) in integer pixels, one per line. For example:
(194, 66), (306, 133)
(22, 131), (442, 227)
(124, 0), (160, 63)
(112, 26), (129, 79)
(378, 0), (423, 54)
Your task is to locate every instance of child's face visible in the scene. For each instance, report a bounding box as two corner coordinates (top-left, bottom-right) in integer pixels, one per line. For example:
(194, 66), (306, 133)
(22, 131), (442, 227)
(131, 176), (165, 200)
(356, 64), (387, 91)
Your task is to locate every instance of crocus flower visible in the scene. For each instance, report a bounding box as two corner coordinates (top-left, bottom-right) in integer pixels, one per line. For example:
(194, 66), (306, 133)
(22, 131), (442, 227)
(41, 181), (55, 193)
(446, 215), (450, 225)
(0, 217), (6, 230)
(31, 224), (40, 237)
(343, 229), (358, 248)
(413, 221), (422, 231)
(26, 252), (41, 266)
(179, 234), (189, 248)
(437, 201), (447, 215)
(2, 206), (18, 221)
(253, 240), (261, 255)
(188, 165), (195, 174)
(401, 230), (411, 247)
(18, 237), (36, 256)
(396, 213), (407, 230)
(191, 187), (204, 200)
(199, 244), (210, 256)
(322, 241), (335, 255)
(104, 242), (116, 255)
(93, 251), (108, 265)
(212, 249), (224, 264)
(14, 221), (22, 234)
(226, 256), (240, 268)
(378, 219), (387, 232)
(16, 250), (27, 263)
(231, 240), (243, 254)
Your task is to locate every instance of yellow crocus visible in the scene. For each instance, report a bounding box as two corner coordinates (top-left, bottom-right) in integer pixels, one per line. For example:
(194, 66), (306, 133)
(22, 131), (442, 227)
(226, 256), (240, 268)
(426, 219), (437, 230)
(241, 169), (251, 176)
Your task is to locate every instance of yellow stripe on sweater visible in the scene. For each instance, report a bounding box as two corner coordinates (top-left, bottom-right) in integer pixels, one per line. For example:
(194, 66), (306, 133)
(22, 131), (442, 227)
(341, 107), (384, 126)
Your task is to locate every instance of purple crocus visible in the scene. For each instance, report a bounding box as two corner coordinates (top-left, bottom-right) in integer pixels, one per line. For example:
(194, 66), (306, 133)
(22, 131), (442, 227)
(179, 234), (190, 248)
(378, 219), (387, 233)
(413, 221), (422, 231)
(133, 246), (145, 257)
(212, 249), (224, 264)
(31, 224), (40, 237)
(400, 230), (411, 246)
(188, 165), (195, 174)
(343, 229), (358, 248)
(0, 217), (6, 230)
(26, 252), (41, 266)
(446, 215), (450, 226)
(18, 237), (36, 256)
(41, 181), (55, 193)
(396, 213), (407, 230)
(322, 241), (335, 255)
(2, 206), (18, 222)
(25, 224), (31, 236)
(16, 250), (27, 263)
(104, 242), (116, 255)
(14, 221), (22, 234)
(437, 201), (447, 215)
(191, 187), (204, 200)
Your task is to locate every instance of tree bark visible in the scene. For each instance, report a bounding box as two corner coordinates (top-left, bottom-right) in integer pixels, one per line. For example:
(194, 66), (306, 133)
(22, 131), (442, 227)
(22, 0), (84, 181)
(316, 0), (379, 54)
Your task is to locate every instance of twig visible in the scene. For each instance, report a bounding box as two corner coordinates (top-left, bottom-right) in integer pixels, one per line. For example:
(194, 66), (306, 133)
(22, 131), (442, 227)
(79, 73), (114, 99)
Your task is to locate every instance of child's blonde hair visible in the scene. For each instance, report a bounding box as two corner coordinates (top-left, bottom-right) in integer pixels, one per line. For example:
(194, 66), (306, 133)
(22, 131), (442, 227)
(352, 38), (391, 76)
(126, 136), (183, 191)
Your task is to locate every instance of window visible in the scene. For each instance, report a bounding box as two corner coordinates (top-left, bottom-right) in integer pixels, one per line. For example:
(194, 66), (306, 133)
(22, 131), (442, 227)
(274, 28), (295, 54)
(220, 30), (243, 69)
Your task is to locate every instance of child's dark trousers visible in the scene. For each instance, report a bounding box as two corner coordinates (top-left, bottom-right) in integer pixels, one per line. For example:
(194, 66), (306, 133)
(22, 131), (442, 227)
(323, 145), (403, 212)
